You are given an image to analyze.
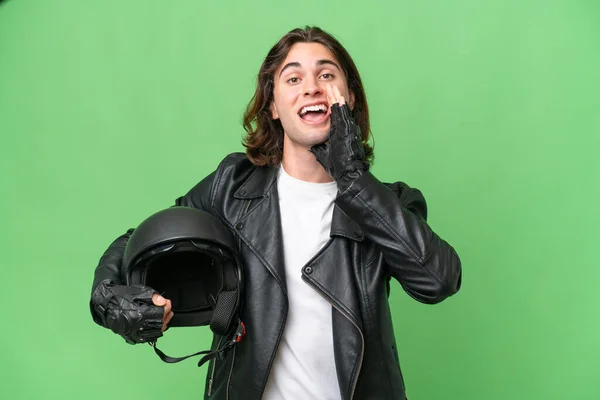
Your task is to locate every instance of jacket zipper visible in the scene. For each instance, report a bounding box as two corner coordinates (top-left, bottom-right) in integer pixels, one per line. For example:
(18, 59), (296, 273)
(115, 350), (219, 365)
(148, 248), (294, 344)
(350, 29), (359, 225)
(207, 335), (238, 398)
(302, 275), (365, 400)
(226, 345), (236, 400)
(207, 335), (226, 396)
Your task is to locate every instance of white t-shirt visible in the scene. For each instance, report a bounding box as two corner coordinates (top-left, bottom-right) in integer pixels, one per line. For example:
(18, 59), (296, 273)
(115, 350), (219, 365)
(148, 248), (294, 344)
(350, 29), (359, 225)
(262, 165), (341, 400)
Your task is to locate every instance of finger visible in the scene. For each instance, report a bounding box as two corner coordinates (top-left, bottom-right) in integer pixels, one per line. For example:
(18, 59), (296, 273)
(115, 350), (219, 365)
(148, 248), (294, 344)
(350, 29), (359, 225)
(162, 311), (175, 332)
(309, 144), (328, 162)
(331, 84), (340, 105)
(152, 293), (166, 306)
(333, 85), (345, 105)
(166, 311), (174, 324)
(162, 300), (172, 323)
(326, 84), (335, 107)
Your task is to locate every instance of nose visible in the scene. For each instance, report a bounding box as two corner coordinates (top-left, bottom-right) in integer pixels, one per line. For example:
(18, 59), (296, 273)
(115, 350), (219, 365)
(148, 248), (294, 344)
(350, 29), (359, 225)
(303, 76), (324, 97)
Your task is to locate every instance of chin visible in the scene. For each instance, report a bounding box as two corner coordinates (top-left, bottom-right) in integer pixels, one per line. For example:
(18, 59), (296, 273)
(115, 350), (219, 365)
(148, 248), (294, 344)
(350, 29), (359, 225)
(283, 122), (330, 147)
(307, 125), (330, 142)
(307, 132), (329, 146)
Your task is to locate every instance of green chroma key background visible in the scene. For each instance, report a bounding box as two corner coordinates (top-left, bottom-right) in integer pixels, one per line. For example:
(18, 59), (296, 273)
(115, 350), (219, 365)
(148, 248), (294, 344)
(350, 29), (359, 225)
(1, 0), (598, 399)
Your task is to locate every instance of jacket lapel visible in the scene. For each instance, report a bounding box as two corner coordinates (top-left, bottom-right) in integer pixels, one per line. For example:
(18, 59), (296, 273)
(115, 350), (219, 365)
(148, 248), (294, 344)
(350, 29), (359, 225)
(331, 204), (364, 241)
(302, 203), (367, 327)
(231, 166), (287, 292)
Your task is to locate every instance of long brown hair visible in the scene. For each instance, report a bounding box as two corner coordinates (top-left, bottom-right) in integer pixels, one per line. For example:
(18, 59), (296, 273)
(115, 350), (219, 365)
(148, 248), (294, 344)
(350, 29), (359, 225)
(242, 26), (374, 167)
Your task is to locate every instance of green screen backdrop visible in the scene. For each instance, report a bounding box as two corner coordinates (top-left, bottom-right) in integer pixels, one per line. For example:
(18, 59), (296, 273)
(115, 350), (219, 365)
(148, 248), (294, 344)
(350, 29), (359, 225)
(1, 0), (598, 399)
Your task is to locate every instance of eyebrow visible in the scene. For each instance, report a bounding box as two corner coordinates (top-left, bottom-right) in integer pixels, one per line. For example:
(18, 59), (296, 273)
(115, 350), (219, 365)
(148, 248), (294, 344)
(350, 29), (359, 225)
(278, 59), (341, 77)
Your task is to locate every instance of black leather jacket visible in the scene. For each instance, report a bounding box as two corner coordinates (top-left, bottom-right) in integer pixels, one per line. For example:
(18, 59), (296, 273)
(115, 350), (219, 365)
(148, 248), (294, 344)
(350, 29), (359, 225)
(90, 152), (462, 400)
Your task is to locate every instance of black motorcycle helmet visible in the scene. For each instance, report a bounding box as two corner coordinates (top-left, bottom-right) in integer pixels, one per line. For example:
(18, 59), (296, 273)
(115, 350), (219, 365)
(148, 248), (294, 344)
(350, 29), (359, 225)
(122, 206), (245, 366)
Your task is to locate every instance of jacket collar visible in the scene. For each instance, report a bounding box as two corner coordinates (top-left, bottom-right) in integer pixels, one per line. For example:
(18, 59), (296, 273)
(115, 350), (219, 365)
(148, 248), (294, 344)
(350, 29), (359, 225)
(233, 163), (276, 199)
(233, 163), (364, 242)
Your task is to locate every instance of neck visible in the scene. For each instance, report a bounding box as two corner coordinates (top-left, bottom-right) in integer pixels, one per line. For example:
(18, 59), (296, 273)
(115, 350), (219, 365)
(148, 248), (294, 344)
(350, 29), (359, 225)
(281, 140), (333, 184)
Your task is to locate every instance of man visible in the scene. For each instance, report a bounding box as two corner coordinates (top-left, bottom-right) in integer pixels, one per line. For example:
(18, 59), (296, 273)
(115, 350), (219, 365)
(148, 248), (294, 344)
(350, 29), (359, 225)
(90, 26), (462, 400)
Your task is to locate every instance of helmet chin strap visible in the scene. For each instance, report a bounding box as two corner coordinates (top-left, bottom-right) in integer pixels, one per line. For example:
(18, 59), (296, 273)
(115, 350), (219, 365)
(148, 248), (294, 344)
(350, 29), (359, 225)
(148, 320), (246, 367)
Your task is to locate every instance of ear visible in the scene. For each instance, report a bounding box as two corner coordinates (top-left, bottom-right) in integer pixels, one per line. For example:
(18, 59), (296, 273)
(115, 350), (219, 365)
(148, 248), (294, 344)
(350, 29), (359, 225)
(349, 91), (356, 111)
(270, 101), (279, 120)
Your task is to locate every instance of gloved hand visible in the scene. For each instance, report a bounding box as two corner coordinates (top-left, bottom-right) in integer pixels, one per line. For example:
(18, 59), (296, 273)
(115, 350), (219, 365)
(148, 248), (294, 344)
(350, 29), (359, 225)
(309, 85), (369, 192)
(91, 281), (165, 344)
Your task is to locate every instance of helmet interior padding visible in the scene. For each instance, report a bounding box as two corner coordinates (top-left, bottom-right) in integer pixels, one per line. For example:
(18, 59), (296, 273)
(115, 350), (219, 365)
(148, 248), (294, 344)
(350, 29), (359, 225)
(143, 251), (223, 314)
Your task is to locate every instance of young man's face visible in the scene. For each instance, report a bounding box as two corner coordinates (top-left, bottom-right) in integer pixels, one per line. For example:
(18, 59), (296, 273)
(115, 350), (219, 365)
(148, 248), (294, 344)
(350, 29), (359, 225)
(271, 42), (355, 149)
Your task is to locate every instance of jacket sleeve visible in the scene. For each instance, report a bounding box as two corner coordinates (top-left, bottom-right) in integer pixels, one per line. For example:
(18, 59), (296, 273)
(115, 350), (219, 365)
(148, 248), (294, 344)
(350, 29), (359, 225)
(335, 171), (462, 304)
(89, 171), (216, 327)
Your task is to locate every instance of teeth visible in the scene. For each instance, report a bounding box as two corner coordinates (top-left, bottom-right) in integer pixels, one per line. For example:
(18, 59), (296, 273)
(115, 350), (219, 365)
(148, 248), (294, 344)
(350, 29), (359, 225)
(300, 104), (327, 116)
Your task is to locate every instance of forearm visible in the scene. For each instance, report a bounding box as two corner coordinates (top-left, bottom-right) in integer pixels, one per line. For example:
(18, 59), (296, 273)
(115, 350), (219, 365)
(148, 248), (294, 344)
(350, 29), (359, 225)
(336, 172), (462, 303)
(90, 229), (133, 326)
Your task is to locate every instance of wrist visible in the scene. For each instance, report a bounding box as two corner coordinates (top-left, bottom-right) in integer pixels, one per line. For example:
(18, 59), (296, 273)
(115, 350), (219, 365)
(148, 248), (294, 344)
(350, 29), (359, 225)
(337, 161), (368, 192)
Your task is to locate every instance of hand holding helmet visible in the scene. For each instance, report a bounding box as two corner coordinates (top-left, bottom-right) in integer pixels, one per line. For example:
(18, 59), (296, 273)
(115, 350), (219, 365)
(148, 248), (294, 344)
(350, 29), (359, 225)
(91, 281), (173, 344)
(108, 206), (245, 367)
(151, 293), (174, 332)
(91, 206), (244, 366)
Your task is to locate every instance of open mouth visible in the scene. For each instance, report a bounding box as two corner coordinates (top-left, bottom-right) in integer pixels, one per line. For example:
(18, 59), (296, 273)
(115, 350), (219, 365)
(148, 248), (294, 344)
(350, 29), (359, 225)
(298, 103), (330, 124)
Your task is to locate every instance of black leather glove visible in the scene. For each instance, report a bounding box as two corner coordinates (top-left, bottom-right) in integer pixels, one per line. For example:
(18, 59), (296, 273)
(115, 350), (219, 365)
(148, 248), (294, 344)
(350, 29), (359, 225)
(91, 281), (164, 344)
(309, 103), (369, 192)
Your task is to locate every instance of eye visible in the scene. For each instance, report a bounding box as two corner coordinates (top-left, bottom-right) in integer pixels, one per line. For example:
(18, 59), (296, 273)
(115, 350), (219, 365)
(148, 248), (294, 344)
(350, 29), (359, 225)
(287, 77), (300, 84)
(321, 73), (334, 80)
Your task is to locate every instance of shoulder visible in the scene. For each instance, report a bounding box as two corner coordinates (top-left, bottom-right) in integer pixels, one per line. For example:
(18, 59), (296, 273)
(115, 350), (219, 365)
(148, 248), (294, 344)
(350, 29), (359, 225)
(176, 152), (257, 209)
(218, 152), (251, 165)
(212, 152), (258, 186)
(216, 152), (254, 172)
